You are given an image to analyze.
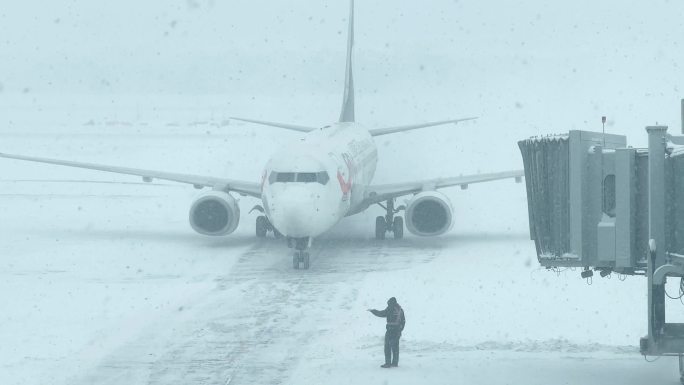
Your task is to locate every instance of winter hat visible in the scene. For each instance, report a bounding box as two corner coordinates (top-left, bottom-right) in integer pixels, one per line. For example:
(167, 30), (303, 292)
(387, 297), (397, 305)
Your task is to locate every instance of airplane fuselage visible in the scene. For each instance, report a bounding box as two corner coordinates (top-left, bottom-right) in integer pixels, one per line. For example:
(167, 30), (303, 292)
(261, 122), (377, 238)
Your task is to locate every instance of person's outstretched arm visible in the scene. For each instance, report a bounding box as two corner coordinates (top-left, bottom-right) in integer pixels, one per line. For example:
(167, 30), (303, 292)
(369, 307), (388, 317)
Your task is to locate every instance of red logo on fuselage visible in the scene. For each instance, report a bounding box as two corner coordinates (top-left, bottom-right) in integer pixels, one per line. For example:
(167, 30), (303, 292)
(338, 153), (354, 201)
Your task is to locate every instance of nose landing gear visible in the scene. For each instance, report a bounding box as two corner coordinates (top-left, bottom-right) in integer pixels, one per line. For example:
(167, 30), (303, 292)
(289, 237), (311, 269)
(375, 199), (405, 240)
(293, 251), (310, 269)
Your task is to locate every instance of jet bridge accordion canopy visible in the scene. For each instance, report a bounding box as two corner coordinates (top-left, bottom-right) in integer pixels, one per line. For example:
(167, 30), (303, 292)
(518, 135), (571, 261)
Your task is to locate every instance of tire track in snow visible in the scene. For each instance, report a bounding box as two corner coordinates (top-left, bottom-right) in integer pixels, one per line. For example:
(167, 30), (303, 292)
(74, 235), (440, 385)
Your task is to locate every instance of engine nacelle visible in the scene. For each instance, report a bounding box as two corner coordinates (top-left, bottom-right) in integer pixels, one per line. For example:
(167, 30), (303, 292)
(189, 191), (240, 236)
(405, 191), (454, 236)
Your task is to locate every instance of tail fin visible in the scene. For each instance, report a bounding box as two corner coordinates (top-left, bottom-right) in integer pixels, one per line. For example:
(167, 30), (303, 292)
(338, 0), (355, 123)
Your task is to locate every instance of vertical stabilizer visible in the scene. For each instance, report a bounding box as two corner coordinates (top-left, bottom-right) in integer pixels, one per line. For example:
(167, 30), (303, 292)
(339, 0), (355, 123)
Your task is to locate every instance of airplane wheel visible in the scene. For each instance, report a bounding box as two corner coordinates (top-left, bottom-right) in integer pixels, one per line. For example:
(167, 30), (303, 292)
(256, 216), (268, 237)
(293, 252), (300, 269)
(302, 252), (310, 269)
(393, 217), (404, 239)
(375, 216), (386, 240)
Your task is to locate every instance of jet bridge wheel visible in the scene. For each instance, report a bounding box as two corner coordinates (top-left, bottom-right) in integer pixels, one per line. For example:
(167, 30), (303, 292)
(393, 217), (404, 239)
(256, 216), (268, 238)
(375, 216), (387, 240)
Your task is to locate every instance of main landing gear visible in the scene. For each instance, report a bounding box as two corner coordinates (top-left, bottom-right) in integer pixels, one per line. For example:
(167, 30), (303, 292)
(289, 237), (311, 269)
(251, 205), (282, 239)
(249, 205), (283, 239)
(375, 199), (404, 240)
(255, 215), (282, 238)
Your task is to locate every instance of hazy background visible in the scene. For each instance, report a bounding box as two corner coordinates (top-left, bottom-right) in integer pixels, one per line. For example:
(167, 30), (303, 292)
(1, 0), (683, 143)
(2, 2), (684, 384)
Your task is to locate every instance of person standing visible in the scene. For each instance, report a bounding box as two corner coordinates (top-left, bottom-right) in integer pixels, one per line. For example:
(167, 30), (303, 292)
(368, 297), (405, 368)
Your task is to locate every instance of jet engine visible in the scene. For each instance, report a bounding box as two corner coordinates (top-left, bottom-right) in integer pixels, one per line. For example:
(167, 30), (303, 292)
(405, 191), (453, 236)
(189, 191), (240, 236)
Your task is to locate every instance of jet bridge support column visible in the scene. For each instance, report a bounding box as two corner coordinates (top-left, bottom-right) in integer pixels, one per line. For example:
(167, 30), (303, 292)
(645, 125), (668, 354)
(681, 99), (684, 134)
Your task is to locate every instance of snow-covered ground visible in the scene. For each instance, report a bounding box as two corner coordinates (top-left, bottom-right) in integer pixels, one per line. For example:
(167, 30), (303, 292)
(3, 0), (684, 384)
(0, 118), (679, 385)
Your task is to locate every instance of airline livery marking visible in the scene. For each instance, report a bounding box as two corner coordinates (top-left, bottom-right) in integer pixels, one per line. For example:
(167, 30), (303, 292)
(337, 153), (354, 200)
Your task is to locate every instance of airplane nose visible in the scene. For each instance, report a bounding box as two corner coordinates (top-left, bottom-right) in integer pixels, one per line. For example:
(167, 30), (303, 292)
(279, 204), (317, 236)
(268, 186), (333, 237)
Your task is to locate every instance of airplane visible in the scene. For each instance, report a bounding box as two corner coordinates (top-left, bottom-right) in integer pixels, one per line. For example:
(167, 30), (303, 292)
(0, 0), (523, 269)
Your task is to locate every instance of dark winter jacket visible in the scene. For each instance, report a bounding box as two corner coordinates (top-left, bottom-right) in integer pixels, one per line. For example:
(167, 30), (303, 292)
(371, 304), (405, 332)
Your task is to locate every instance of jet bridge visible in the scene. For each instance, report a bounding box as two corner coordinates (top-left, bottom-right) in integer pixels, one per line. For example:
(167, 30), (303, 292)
(518, 113), (684, 382)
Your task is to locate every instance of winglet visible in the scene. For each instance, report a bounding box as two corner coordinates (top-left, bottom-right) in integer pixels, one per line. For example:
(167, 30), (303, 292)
(338, 0), (355, 123)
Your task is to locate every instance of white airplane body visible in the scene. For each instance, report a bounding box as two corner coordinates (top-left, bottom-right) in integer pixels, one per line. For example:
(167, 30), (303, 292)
(263, 122), (377, 239)
(0, 0), (524, 269)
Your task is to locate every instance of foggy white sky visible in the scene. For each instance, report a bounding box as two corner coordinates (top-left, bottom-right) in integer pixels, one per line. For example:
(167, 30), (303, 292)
(2, 0), (682, 94)
(1, 0), (683, 139)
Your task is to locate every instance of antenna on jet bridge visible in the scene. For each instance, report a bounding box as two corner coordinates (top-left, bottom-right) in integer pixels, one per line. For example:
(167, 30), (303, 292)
(601, 116), (606, 183)
(601, 116), (606, 148)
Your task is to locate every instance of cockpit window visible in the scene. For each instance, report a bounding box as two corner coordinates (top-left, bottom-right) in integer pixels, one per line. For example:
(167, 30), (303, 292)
(275, 172), (295, 182)
(297, 173), (317, 183)
(269, 171), (329, 185)
(316, 171), (329, 185)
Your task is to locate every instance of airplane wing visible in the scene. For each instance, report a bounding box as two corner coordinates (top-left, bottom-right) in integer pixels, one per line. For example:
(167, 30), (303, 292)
(3, 179), (178, 186)
(0, 152), (263, 198)
(230, 117), (317, 133)
(364, 169), (524, 205)
(368, 117), (477, 137)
